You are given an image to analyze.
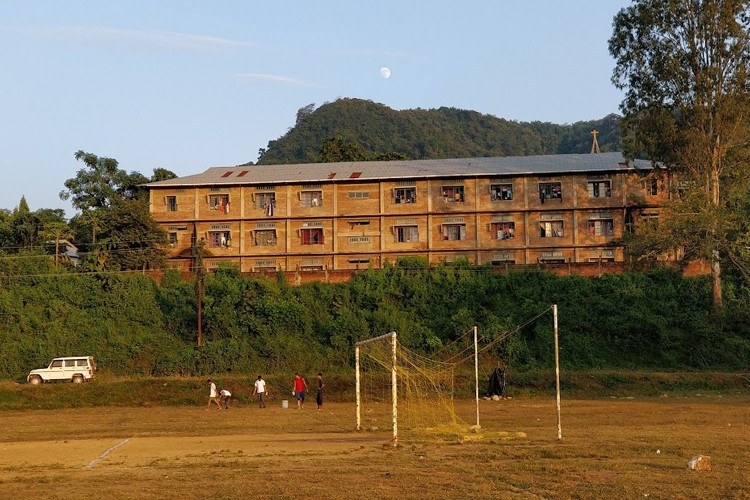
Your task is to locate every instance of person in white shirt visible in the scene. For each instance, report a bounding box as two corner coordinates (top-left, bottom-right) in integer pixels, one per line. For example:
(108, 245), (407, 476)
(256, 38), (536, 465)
(253, 375), (267, 408)
(207, 379), (221, 410)
(219, 389), (232, 409)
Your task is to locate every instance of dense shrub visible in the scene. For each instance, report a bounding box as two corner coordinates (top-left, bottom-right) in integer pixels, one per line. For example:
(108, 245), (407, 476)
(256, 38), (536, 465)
(1, 262), (749, 380)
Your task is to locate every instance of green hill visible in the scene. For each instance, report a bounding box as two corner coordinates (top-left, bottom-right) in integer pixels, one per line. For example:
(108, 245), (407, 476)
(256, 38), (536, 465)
(256, 98), (622, 165)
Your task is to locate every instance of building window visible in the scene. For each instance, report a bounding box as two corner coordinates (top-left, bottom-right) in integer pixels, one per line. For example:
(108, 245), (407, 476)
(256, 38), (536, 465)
(348, 258), (370, 265)
(588, 217), (614, 236)
(348, 236), (371, 244)
(640, 213), (659, 228)
(348, 191), (370, 199)
(442, 186), (464, 203)
(394, 187), (416, 204)
(644, 178), (658, 196)
(539, 182), (562, 203)
(300, 259), (324, 271)
(208, 231), (231, 248)
(395, 226), (418, 243)
(209, 194), (230, 213)
(540, 252), (566, 264)
(254, 260), (277, 271)
(166, 196), (177, 211)
(442, 224), (466, 241)
(301, 228), (324, 245)
(348, 220), (370, 229)
(256, 192), (276, 216)
(490, 184), (513, 201)
(587, 180), (611, 198)
(539, 220), (564, 238)
(168, 232), (178, 247)
(254, 230), (277, 246)
(301, 191), (323, 208)
(490, 222), (515, 240)
(677, 181), (691, 199)
(589, 253), (615, 262)
(491, 253), (515, 266)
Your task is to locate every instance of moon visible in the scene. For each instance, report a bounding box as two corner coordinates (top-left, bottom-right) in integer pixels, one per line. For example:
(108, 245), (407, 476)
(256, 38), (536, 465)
(379, 67), (391, 79)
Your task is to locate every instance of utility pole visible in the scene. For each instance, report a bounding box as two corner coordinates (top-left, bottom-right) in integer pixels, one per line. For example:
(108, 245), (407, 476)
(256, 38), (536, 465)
(192, 227), (205, 347)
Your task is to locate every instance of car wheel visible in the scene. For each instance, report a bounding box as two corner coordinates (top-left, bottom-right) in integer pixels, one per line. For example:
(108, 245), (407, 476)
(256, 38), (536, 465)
(72, 375), (83, 384)
(29, 376), (42, 385)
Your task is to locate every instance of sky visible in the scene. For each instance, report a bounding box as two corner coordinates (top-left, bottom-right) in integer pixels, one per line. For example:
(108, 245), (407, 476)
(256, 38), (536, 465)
(0, 0), (631, 218)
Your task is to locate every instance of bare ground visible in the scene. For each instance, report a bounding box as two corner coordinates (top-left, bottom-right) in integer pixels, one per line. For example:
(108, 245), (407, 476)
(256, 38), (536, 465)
(1, 395), (748, 499)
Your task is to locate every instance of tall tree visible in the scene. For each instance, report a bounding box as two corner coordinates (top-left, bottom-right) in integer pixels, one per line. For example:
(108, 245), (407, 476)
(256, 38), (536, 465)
(60, 151), (129, 211)
(11, 196), (41, 249)
(609, 0), (750, 311)
(62, 151), (169, 271)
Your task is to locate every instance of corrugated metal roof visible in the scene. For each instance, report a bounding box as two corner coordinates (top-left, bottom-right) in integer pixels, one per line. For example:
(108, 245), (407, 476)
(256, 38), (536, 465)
(146, 152), (653, 188)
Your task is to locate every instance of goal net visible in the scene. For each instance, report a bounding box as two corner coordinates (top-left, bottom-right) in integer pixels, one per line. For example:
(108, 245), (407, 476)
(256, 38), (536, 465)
(355, 332), (469, 445)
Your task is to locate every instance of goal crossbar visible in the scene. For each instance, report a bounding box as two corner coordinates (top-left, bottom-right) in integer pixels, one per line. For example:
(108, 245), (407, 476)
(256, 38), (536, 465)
(355, 331), (396, 347)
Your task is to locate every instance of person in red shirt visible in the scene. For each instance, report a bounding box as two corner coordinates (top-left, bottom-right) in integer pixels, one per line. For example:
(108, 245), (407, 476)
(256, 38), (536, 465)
(292, 373), (308, 409)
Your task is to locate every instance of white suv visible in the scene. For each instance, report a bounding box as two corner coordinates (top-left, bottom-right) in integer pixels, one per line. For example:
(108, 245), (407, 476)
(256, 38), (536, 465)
(27, 356), (97, 384)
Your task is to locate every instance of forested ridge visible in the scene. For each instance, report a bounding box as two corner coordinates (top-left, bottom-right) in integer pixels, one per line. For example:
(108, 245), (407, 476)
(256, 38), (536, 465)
(2, 259), (748, 381)
(256, 98), (622, 165)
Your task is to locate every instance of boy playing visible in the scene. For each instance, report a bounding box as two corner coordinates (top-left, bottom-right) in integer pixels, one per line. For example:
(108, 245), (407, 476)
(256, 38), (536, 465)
(207, 379), (221, 410)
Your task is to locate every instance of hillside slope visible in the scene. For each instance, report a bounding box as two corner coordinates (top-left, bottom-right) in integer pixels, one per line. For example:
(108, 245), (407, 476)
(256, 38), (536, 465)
(256, 98), (621, 165)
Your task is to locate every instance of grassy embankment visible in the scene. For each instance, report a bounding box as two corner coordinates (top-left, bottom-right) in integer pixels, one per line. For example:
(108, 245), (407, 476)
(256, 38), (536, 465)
(1, 370), (748, 411)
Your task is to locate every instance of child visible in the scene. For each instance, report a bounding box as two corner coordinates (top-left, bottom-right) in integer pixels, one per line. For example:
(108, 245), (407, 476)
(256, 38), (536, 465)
(207, 379), (221, 410)
(316, 372), (325, 411)
(219, 388), (232, 409)
(253, 375), (267, 408)
(292, 373), (307, 409)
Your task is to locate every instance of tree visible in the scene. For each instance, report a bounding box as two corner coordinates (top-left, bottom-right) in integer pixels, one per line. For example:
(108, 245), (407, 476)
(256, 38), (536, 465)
(609, 0), (750, 311)
(317, 136), (368, 162)
(296, 103), (316, 125)
(60, 151), (129, 211)
(151, 168), (178, 183)
(317, 136), (410, 163)
(42, 221), (74, 267)
(10, 196), (40, 249)
(94, 198), (168, 271)
(62, 151), (170, 271)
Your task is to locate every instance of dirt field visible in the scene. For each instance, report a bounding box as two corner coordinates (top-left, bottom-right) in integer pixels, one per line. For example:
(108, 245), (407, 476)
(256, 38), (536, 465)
(1, 395), (748, 499)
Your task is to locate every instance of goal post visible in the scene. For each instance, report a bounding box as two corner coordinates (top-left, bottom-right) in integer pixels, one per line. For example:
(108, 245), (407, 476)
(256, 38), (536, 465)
(356, 331), (398, 445)
(355, 331), (469, 445)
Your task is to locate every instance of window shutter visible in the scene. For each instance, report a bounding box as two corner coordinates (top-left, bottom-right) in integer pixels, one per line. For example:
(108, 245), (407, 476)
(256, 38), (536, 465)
(298, 192), (302, 201)
(206, 194), (210, 204)
(390, 226), (395, 235)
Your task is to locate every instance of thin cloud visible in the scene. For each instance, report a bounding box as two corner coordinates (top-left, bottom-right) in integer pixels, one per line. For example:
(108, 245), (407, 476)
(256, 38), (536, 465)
(29, 26), (254, 53)
(235, 73), (321, 88)
(321, 48), (407, 58)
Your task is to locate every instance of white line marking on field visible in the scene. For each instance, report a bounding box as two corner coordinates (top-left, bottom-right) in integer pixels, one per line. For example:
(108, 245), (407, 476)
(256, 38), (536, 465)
(86, 437), (132, 470)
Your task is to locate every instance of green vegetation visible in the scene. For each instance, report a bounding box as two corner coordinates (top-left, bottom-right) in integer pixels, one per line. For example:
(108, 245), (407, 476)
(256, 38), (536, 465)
(610, 0), (750, 311)
(1, 260), (749, 383)
(256, 99), (622, 165)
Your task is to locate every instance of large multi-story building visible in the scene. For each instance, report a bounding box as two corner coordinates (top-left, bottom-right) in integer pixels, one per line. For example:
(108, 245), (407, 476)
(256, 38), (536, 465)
(146, 152), (667, 273)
